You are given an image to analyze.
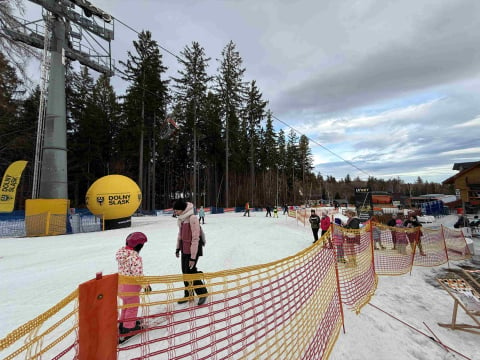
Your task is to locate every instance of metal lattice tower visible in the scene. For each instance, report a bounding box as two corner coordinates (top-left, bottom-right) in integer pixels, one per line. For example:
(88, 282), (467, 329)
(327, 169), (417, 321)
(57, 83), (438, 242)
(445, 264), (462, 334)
(32, 10), (52, 199)
(4, 0), (114, 199)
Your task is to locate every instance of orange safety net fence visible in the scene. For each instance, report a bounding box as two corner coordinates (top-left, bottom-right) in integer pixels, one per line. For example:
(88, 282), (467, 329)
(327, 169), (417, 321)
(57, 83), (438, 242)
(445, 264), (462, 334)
(116, 247), (343, 359)
(330, 224), (377, 313)
(0, 221), (472, 360)
(366, 222), (471, 275)
(0, 290), (79, 360)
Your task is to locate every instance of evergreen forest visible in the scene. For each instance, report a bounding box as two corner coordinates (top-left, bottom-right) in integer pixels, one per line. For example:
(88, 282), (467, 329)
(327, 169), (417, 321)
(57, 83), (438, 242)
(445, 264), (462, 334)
(0, 30), (454, 210)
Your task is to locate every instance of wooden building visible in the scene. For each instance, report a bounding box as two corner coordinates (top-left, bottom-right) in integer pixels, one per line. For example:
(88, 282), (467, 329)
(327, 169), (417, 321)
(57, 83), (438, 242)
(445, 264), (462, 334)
(442, 161), (480, 212)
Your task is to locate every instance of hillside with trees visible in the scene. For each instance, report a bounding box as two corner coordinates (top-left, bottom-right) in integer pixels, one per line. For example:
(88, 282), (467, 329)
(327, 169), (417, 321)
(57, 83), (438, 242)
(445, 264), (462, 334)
(0, 29), (454, 210)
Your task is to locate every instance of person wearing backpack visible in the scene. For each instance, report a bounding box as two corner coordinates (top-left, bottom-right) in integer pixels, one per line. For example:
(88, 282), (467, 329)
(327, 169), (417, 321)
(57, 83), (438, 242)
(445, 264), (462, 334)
(173, 199), (208, 305)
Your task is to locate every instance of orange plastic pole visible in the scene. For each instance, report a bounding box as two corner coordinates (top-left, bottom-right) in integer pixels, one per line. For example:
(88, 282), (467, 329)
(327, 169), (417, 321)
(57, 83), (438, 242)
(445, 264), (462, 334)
(440, 225), (450, 267)
(45, 211), (51, 236)
(369, 221), (376, 273)
(331, 223), (346, 334)
(78, 272), (118, 360)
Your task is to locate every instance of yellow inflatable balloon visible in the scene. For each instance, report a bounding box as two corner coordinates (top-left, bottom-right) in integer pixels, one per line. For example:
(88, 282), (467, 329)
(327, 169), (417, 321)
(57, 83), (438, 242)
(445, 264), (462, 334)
(85, 175), (142, 220)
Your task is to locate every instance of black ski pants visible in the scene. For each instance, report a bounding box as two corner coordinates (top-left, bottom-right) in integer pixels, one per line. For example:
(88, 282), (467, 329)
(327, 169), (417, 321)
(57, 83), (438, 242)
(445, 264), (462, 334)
(181, 254), (208, 296)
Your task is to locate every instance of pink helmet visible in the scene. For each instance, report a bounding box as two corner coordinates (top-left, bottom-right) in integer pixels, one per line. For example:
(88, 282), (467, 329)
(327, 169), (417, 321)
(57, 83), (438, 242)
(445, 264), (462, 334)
(126, 232), (148, 247)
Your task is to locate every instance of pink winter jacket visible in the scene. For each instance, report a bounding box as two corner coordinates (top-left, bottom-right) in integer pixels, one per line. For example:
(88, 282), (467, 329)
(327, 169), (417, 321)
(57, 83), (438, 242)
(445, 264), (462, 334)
(321, 215), (331, 231)
(176, 202), (200, 258)
(116, 246), (144, 276)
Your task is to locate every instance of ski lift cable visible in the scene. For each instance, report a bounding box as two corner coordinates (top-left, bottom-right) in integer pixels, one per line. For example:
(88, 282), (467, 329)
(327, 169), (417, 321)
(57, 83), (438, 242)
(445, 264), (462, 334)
(113, 16), (182, 62)
(273, 115), (371, 177)
(111, 15), (371, 178)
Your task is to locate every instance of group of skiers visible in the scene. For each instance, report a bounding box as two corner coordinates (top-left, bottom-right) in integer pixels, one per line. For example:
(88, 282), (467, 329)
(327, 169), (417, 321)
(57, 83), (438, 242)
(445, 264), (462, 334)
(309, 209), (426, 266)
(387, 213), (426, 256)
(117, 203), (427, 341)
(244, 203), (284, 217)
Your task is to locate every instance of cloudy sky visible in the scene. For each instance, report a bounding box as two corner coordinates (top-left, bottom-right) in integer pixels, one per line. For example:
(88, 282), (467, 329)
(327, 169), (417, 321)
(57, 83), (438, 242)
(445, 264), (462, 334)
(20, 0), (480, 184)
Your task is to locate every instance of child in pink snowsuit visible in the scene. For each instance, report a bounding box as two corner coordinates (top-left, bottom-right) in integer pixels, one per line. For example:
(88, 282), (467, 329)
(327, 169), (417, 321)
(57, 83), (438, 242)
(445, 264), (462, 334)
(116, 232), (149, 335)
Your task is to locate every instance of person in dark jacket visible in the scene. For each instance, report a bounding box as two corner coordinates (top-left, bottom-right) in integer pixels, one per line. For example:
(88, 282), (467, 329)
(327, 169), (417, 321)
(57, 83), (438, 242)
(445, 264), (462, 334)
(342, 210), (361, 267)
(454, 215), (469, 228)
(173, 199), (208, 305)
(265, 205), (272, 217)
(387, 213), (398, 249)
(404, 214), (426, 256)
(309, 209), (321, 243)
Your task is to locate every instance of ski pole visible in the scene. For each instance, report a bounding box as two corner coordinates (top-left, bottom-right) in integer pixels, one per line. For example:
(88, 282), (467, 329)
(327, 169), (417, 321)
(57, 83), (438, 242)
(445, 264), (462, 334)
(368, 303), (472, 360)
(423, 321), (449, 354)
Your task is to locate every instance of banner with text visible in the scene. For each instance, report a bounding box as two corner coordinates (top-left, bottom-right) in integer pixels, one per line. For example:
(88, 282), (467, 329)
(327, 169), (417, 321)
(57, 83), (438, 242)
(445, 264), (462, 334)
(0, 160), (28, 212)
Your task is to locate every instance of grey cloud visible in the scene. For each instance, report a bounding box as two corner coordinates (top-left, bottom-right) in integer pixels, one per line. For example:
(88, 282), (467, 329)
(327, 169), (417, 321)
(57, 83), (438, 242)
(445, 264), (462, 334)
(272, 2), (480, 115)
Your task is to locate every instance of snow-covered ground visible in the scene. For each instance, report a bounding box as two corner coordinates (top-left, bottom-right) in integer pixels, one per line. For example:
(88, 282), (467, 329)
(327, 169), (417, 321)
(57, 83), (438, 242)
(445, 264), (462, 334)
(1, 211), (479, 359)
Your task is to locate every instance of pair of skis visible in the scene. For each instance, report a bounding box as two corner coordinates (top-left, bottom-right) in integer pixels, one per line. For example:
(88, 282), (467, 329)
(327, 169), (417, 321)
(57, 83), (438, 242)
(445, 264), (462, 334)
(118, 315), (170, 345)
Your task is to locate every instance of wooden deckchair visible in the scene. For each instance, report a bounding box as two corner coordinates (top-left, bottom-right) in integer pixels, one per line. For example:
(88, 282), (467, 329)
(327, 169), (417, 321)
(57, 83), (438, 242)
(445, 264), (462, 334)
(462, 269), (480, 289)
(437, 277), (480, 335)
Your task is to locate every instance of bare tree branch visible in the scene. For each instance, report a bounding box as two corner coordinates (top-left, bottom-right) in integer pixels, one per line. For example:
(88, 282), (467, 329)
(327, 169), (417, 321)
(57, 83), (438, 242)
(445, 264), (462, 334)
(0, 0), (41, 86)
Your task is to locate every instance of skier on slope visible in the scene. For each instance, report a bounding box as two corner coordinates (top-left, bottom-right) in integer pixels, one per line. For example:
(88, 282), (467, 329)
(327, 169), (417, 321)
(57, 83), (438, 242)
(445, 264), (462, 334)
(173, 199), (208, 305)
(309, 209), (321, 243)
(116, 232), (151, 340)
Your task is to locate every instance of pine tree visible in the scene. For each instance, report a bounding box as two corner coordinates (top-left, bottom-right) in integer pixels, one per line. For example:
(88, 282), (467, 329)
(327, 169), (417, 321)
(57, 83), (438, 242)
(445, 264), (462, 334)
(172, 41), (212, 206)
(215, 41), (247, 207)
(286, 129), (298, 203)
(298, 135), (313, 203)
(277, 129), (287, 204)
(259, 111), (277, 205)
(90, 74), (120, 175)
(262, 110), (277, 170)
(244, 80), (267, 206)
(202, 91), (224, 207)
(67, 66), (96, 204)
(120, 30), (169, 210)
(12, 86), (40, 192)
(0, 51), (21, 119)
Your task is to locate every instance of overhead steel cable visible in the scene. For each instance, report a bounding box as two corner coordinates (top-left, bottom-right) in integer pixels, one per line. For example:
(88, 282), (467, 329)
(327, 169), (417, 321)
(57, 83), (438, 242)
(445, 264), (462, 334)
(272, 115), (371, 177)
(112, 16), (182, 62)
(111, 15), (371, 178)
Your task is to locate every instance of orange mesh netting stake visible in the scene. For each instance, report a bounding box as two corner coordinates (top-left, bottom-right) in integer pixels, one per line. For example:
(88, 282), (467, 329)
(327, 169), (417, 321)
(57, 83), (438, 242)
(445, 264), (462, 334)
(115, 247), (344, 359)
(330, 223), (377, 313)
(78, 272), (118, 360)
(0, 221), (472, 360)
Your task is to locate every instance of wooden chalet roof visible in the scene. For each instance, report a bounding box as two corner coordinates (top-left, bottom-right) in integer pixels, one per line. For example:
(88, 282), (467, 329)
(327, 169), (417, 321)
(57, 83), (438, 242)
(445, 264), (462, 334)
(452, 162), (479, 171)
(443, 161), (480, 184)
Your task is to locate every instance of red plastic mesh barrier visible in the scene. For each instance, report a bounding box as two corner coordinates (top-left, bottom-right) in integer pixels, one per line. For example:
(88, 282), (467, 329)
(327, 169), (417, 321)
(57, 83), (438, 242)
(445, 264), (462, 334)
(369, 226), (415, 276)
(0, 290), (79, 360)
(294, 208), (308, 225)
(1, 220), (472, 360)
(331, 224), (377, 313)
(367, 222), (471, 275)
(441, 225), (472, 261)
(117, 247), (343, 359)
